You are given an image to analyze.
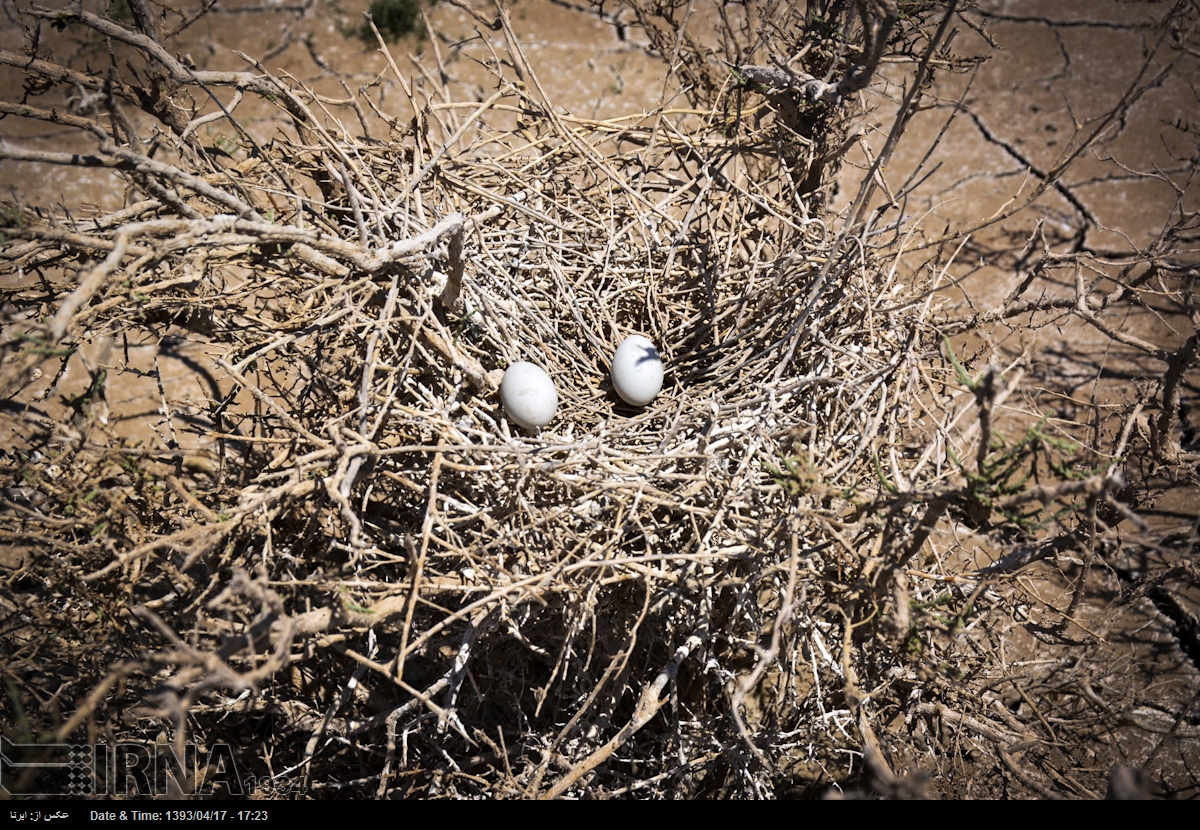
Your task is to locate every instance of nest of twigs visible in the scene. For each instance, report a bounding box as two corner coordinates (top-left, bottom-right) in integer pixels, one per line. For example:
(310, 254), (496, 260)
(3, 0), (1197, 800)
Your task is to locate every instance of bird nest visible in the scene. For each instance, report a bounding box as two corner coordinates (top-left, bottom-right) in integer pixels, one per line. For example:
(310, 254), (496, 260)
(0, 1), (1158, 800)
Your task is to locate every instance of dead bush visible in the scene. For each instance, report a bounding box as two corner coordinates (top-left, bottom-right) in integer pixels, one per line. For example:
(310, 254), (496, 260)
(1, 0), (1197, 798)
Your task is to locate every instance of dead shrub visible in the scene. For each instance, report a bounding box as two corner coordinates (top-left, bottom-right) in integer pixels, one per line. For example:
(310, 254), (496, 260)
(1, 0), (1197, 799)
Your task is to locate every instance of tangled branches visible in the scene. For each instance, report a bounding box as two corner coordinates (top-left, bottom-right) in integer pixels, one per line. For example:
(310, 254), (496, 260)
(1, 0), (1197, 799)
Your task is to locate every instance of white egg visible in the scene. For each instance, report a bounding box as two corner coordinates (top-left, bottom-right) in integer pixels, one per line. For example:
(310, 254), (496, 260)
(500, 361), (558, 429)
(611, 335), (664, 406)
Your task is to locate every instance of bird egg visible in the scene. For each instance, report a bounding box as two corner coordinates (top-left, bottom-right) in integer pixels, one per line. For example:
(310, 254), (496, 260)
(611, 335), (663, 406)
(500, 361), (558, 429)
